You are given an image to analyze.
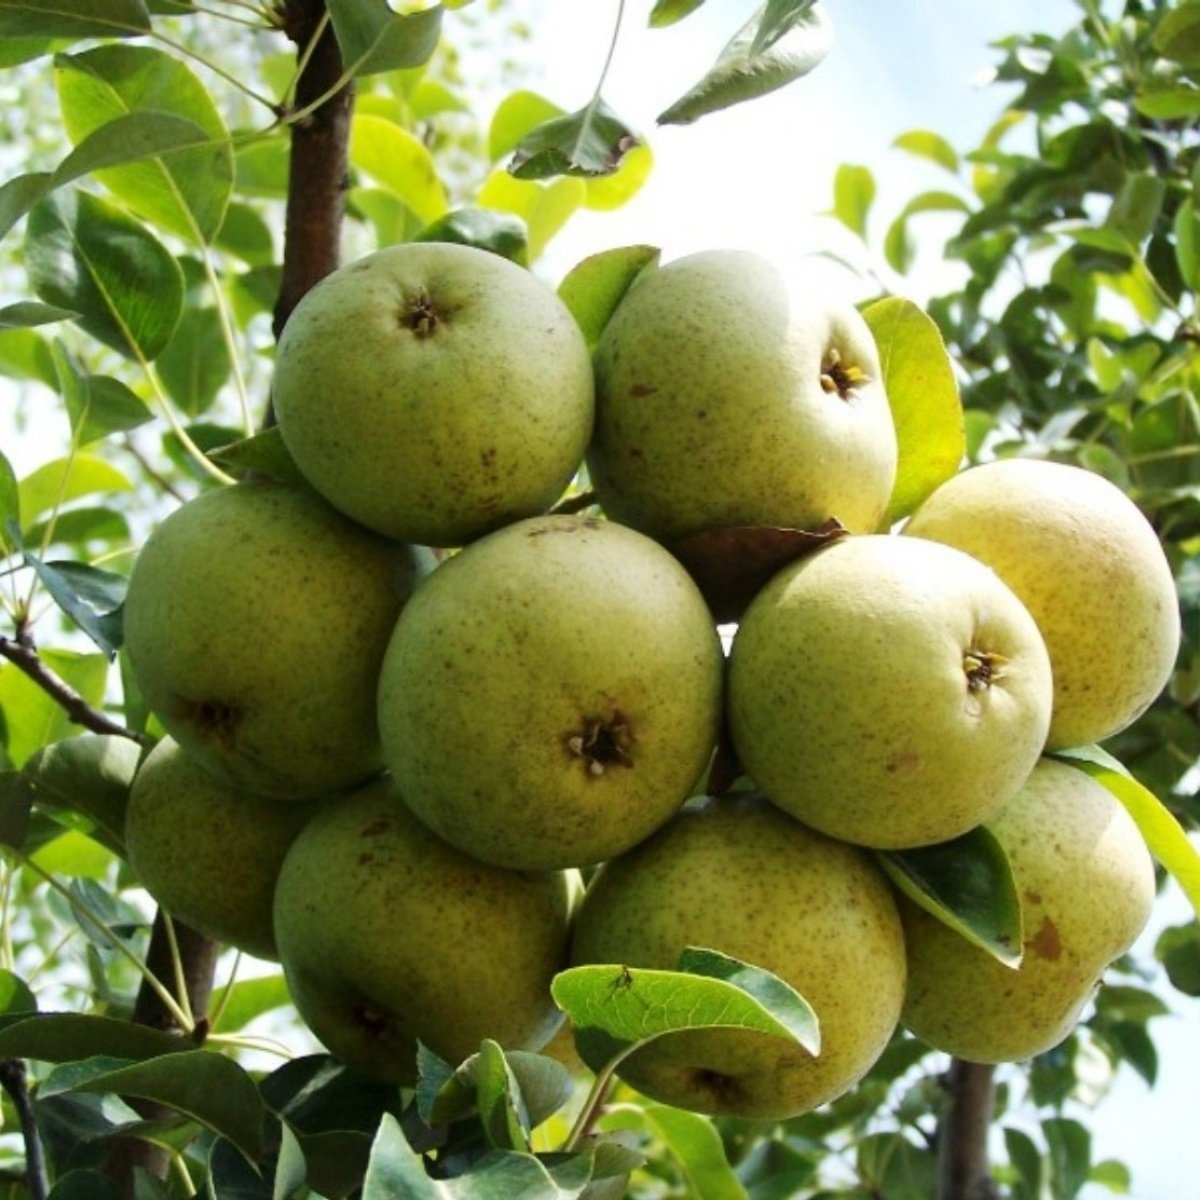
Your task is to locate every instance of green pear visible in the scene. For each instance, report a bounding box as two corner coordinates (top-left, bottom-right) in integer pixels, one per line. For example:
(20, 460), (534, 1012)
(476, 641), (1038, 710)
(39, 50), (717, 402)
(377, 515), (724, 870)
(125, 737), (321, 960)
(570, 794), (906, 1120)
(123, 481), (429, 799)
(273, 242), (594, 547)
(273, 777), (574, 1083)
(903, 458), (1181, 749)
(728, 534), (1053, 849)
(901, 758), (1155, 1062)
(588, 250), (898, 541)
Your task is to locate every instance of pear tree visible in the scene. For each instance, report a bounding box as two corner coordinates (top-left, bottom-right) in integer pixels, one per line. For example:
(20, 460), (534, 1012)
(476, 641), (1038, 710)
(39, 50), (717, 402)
(0, 2), (1197, 1199)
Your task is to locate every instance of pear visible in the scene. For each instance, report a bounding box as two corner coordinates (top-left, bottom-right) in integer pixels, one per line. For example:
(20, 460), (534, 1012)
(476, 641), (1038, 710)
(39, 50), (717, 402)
(123, 481), (429, 800)
(901, 758), (1155, 1062)
(124, 737), (320, 960)
(728, 534), (1053, 849)
(588, 249), (898, 541)
(273, 242), (594, 547)
(569, 794), (906, 1120)
(377, 515), (723, 870)
(903, 458), (1181, 749)
(272, 777), (573, 1083)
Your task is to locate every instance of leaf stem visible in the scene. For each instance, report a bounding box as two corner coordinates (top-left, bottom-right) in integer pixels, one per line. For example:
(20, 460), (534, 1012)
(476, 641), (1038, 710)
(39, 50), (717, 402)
(208, 948), (243, 1033)
(18, 856), (194, 1034)
(148, 31), (280, 112)
(161, 910), (197, 1031)
(205, 1032), (297, 1059)
(562, 1040), (641, 1152)
(570, 0), (628, 166)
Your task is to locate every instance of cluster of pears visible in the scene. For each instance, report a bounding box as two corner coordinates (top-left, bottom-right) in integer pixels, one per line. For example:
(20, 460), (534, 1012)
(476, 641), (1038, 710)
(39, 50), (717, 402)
(120, 241), (1179, 1121)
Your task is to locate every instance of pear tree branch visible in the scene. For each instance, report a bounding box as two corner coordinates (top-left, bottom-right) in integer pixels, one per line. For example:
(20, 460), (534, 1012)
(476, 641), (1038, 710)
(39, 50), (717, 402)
(0, 636), (151, 747)
(937, 1059), (1001, 1200)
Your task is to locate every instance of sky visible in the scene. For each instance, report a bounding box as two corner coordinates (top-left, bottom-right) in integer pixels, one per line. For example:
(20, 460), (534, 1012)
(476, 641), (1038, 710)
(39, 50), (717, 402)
(508, 2), (1200, 1196)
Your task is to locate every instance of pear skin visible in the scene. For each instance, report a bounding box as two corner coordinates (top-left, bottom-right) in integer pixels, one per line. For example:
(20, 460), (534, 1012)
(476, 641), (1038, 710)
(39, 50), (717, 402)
(570, 794), (906, 1120)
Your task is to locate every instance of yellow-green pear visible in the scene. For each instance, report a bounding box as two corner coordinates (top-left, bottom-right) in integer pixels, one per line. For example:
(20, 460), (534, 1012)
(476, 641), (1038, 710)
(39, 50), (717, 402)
(901, 758), (1155, 1063)
(123, 481), (429, 800)
(124, 738), (320, 960)
(728, 534), (1053, 849)
(588, 250), (898, 540)
(273, 242), (594, 547)
(570, 794), (906, 1120)
(903, 458), (1181, 749)
(273, 778), (573, 1083)
(377, 515), (724, 870)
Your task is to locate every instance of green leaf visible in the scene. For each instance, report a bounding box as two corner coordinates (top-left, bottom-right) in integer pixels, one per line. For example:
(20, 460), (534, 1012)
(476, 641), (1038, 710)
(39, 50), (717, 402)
(1174, 197), (1200, 290)
(0, 648), (109, 767)
(0, 37), (55, 65)
(488, 90), (563, 163)
(210, 973), (292, 1033)
(0, 969), (36, 1015)
(475, 1039), (530, 1152)
(0, 171), (53, 245)
(327, 0), (442, 77)
(832, 163), (874, 238)
(48, 1172), (123, 1200)
(0, 773), (33, 850)
(362, 1113), (437, 1198)
(658, 1), (832, 125)
(0, 0), (151, 38)
(51, 343), (152, 445)
(0, 1013), (183, 1062)
(551, 949), (819, 1075)
(1105, 173), (1165, 246)
(0, 301), (79, 328)
(428, 1046), (572, 1131)
(642, 1104), (748, 1200)
(892, 129), (959, 172)
(649, 0), (705, 27)
(55, 43), (232, 241)
(350, 113), (448, 223)
(33, 830), (113, 879)
(1043, 1116), (1090, 1200)
(1055, 749), (1200, 919)
(156, 306), (232, 416)
(1088, 1159), (1131, 1194)
(1155, 921), (1200, 996)
(415, 207), (529, 266)
(1134, 85), (1200, 119)
(23, 553), (126, 656)
(0, 448), (19, 556)
(274, 1120), (308, 1200)
(862, 296), (964, 526)
(1005, 1126), (1043, 1200)
(750, 0), (819, 58)
(474, 171), (585, 261)
(878, 826), (1023, 967)
(21, 734), (139, 853)
(208, 427), (308, 486)
(25, 189), (184, 361)
(557, 245), (659, 350)
(40, 1051), (266, 1165)
(1153, 2), (1200, 68)
(583, 141), (654, 212)
(510, 99), (640, 180)
(18, 453), (133, 530)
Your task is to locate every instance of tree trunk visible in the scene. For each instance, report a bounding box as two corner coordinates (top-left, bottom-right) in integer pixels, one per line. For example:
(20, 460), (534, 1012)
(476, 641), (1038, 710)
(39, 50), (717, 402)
(938, 1059), (1001, 1200)
(107, 3), (353, 1193)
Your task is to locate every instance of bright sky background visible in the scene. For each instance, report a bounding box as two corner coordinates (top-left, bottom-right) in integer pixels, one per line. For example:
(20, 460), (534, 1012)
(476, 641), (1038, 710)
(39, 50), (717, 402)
(510, 3), (1200, 1196)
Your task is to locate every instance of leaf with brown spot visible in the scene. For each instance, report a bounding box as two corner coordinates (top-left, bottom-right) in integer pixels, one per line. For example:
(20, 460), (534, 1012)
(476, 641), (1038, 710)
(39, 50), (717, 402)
(669, 520), (845, 623)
